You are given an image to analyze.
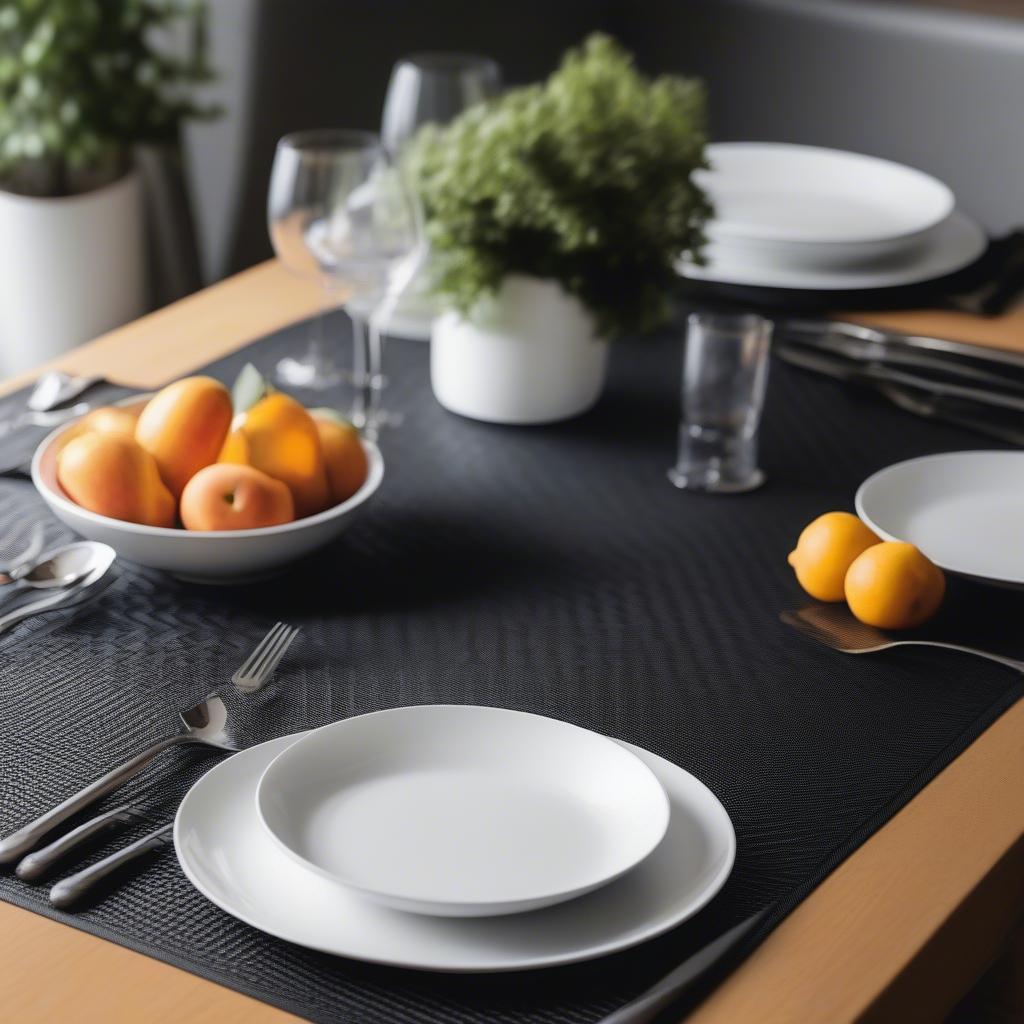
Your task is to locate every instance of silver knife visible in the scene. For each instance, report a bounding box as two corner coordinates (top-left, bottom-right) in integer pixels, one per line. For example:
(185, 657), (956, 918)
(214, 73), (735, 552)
(777, 341), (1024, 414)
(49, 823), (174, 910)
(781, 324), (1024, 394)
(783, 319), (1024, 373)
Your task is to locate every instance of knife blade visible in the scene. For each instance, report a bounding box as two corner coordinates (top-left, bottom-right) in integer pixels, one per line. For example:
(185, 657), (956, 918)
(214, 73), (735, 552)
(777, 340), (1024, 414)
(782, 318), (1024, 374)
(780, 323), (1024, 394)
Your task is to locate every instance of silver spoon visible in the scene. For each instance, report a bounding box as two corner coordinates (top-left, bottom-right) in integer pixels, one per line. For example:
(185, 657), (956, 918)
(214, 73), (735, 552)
(27, 371), (104, 412)
(781, 604), (1024, 673)
(0, 541), (113, 589)
(0, 694), (240, 865)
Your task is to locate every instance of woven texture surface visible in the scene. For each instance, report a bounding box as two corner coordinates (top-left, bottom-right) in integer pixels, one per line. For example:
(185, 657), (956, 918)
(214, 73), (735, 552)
(1, 313), (1022, 1023)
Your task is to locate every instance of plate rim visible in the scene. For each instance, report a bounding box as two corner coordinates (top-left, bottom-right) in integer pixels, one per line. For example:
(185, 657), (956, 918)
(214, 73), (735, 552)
(700, 141), (955, 245)
(855, 450), (1024, 586)
(252, 704), (672, 914)
(174, 729), (736, 973)
(678, 211), (985, 292)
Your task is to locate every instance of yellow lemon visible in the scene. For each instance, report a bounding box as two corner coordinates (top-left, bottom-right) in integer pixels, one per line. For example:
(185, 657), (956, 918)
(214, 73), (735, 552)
(845, 542), (945, 630)
(787, 512), (881, 602)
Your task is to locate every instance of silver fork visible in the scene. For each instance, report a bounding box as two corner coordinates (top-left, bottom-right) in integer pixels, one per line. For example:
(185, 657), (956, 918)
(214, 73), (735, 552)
(0, 622), (300, 867)
(232, 621), (300, 692)
(781, 604), (1024, 674)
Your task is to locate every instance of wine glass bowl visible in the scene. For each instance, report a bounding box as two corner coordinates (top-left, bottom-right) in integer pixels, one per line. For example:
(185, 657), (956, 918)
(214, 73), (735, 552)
(382, 53), (502, 156)
(267, 131), (420, 420)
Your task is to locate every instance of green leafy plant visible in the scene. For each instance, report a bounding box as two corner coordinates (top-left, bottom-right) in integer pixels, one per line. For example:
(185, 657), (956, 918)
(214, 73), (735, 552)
(0, 0), (215, 197)
(408, 34), (711, 338)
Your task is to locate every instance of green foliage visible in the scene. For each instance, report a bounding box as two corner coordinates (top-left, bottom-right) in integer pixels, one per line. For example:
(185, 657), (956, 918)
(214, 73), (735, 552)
(0, 0), (215, 196)
(408, 34), (711, 338)
(231, 362), (272, 415)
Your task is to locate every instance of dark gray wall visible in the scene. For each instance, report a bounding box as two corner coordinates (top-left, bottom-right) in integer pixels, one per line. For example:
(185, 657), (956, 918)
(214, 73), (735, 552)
(182, 0), (1024, 284)
(628, 0), (1024, 235)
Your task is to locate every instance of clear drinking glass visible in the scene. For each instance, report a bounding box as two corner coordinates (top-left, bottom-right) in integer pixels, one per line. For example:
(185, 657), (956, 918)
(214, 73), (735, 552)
(668, 312), (772, 493)
(267, 130), (421, 429)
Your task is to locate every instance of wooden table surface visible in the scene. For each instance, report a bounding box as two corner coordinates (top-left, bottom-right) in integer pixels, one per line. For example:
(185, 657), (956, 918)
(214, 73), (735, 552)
(2, 260), (1024, 1024)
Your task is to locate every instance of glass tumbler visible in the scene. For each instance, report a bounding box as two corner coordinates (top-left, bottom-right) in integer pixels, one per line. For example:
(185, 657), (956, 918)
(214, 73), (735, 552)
(668, 312), (772, 493)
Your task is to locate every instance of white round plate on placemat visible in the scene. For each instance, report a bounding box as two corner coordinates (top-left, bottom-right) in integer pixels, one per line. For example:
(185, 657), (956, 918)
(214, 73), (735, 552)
(856, 451), (1024, 588)
(678, 211), (986, 291)
(698, 142), (954, 248)
(175, 731), (736, 972)
(255, 705), (670, 917)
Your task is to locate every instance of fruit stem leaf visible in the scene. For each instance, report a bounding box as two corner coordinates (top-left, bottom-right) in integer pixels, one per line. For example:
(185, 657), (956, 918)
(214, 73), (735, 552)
(231, 363), (272, 414)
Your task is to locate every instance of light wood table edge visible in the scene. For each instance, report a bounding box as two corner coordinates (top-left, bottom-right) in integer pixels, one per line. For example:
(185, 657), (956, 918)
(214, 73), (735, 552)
(2, 261), (1023, 1023)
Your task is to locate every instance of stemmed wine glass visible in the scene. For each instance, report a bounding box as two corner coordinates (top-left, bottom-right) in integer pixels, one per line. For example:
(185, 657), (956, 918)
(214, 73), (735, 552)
(267, 130), (421, 431)
(381, 52), (501, 156)
(355, 53), (502, 342)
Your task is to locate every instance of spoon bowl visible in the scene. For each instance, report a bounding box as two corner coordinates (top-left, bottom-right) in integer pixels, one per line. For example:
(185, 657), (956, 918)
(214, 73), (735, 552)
(0, 541), (115, 590)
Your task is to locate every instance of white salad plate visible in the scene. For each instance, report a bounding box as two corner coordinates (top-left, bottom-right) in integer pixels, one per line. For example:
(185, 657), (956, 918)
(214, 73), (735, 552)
(175, 731), (736, 972)
(698, 143), (954, 248)
(255, 705), (671, 917)
(856, 451), (1024, 588)
(678, 211), (986, 291)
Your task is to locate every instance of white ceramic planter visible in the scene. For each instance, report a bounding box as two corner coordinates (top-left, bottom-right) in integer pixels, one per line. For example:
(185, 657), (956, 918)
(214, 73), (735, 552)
(431, 275), (610, 424)
(0, 172), (146, 377)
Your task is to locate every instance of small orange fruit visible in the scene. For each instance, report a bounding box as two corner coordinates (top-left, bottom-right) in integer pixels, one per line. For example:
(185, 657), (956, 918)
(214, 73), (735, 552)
(219, 393), (330, 518)
(135, 376), (234, 499)
(180, 463), (294, 531)
(788, 512), (881, 602)
(314, 416), (368, 505)
(52, 404), (142, 458)
(57, 432), (175, 528)
(845, 542), (945, 630)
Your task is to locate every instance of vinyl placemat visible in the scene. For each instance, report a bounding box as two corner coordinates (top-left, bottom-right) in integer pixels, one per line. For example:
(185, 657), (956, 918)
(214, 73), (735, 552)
(1, 313), (1022, 1023)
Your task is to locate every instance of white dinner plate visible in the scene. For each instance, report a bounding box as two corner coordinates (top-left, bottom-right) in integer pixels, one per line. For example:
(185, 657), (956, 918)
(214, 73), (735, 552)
(175, 732), (736, 972)
(698, 142), (954, 246)
(678, 211), (986, 291)
(255, 706), (671, 917)
(856, 451), (1024, 587)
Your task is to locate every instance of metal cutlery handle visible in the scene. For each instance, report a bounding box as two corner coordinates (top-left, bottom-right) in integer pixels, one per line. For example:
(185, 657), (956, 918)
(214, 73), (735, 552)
(862, 363), (1024, 413)
(49, 823), (173, 910)
(901, 641), (1024, 674)
(0, 575), (113, 634)
(0, 735), (188, 865)
(601, 910), (768, 1024)
(15, 805), (147, 882)
(0, 402), (91, 439)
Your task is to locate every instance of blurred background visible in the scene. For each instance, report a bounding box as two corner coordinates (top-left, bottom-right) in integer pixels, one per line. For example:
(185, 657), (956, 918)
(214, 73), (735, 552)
(1, 0), (1022, 371)
(186, 0), (1024, 284)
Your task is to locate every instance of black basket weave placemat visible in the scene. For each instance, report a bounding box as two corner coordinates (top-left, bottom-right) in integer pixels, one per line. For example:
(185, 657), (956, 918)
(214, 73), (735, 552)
(1, 313), (1022, 1023)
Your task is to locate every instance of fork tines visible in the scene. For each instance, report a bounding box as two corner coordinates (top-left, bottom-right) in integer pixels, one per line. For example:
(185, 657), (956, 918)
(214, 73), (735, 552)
(232, 621), (301, 692)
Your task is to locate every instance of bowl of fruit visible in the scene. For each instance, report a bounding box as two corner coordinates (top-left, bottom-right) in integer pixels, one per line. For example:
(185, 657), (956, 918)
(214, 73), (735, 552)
(31, 368), (383, 584)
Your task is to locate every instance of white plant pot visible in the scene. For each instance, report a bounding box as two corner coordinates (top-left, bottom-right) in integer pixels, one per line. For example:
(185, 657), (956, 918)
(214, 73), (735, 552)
(431, 275), (610, 424)
(0, 172), (146, 377)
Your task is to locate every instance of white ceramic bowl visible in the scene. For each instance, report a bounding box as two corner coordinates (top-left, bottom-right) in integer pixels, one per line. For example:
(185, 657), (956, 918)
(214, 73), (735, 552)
(255, 705), (672, 917)
(31, 395), (384, 584)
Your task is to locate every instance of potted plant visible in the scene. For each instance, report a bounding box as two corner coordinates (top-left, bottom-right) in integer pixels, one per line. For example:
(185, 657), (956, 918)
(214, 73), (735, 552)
(0, 0), (213, 376)
(409, 35), (710, 424)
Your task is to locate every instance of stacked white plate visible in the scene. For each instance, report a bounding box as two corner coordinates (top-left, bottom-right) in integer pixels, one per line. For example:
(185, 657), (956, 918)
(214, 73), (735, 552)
(679, 143), (987, 291)
(174, 705), (736, 971)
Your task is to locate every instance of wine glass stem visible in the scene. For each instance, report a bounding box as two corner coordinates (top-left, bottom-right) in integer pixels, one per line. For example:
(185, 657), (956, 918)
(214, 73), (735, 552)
(367, 318), (386, 439)
(350, 314), (371, 431)
(305, 281), (339, 370)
